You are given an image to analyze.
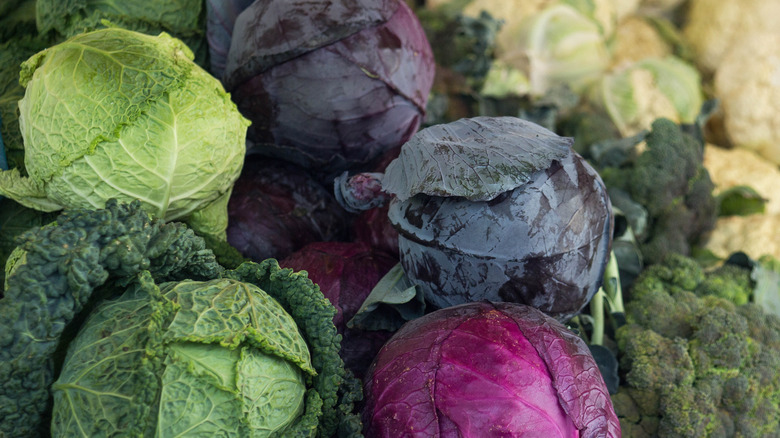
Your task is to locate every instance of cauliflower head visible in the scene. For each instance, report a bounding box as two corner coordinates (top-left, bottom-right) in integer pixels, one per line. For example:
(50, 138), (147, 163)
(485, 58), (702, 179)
(683, 0), (780, 75)
(714, 32), (780, 166)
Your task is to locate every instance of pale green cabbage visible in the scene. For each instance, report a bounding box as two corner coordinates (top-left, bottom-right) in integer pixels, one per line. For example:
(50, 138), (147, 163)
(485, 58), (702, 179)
(497, 4), (612, 96)
(592, 56), (703, 136)
(0, 27), (249, 240)
(51, 277), (314, 437)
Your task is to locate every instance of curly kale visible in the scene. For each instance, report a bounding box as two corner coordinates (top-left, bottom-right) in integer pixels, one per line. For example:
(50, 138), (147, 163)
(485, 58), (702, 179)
(599, 118), (718, 265)
(613, 253), (780, 437)
(0, 199), (223, 437)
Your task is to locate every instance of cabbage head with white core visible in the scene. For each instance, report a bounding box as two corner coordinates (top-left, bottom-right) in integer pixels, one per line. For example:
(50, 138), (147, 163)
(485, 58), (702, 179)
(0, 27), (250, 241)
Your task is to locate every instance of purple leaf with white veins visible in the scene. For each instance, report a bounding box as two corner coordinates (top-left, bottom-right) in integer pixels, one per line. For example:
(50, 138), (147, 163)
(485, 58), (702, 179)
(382, 116), (573, 202)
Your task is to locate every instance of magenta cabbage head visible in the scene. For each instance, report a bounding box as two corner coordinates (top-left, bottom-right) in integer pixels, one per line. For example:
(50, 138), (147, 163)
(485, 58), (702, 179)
(362, 301), (621, 437)
(216, 0), (435, 172)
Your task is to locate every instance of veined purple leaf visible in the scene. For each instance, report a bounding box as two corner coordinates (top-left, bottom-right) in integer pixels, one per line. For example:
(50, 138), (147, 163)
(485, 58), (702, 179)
(382, 116), (573, 202)
(222, 0), (399, 90)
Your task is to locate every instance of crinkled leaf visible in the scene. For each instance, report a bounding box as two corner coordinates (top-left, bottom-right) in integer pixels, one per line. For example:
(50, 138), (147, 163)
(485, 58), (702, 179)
(382, 116), (572, 201)
(36, 0), (204, 39)
(160, 278), (315, 375)
(348, 263), (425, 331)
(0, 168), (63, 211)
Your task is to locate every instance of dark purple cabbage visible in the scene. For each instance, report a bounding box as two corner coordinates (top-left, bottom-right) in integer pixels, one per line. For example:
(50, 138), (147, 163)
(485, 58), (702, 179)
(352, 204), (399, 259)
(362, 301), (620, 437)
(220, 0), (435, 172)
(383, 117), (613, 322)
(226, 156), (349, 261)
(205, 0), (255, 78)
(279, 241), (397, 378)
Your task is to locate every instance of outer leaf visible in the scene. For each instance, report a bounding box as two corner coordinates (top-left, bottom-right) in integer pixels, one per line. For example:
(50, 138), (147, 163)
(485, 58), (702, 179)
(382, 116), (572, 201)
(222, 0), (399, 90)
(348, 262), (425, 332)
(160, 278), (315, 375)
(205, 0), (256, 78)
(0, 168), (63, 211)
(36, 0), (204, 38)
(228, 260), (348, 438)
(51, 273), (171, 437)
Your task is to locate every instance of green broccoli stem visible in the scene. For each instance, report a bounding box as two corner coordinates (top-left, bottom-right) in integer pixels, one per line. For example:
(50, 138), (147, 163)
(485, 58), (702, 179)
(590, 287), (606, 346)
(589, 251), (624, 346)
(603, 251), (625, 314)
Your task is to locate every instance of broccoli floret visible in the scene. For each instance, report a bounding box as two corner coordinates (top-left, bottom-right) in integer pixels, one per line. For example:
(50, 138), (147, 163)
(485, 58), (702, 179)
(612, 253), (780, 436)
(696, 263), (753, 305)
(600, 118), (718, 265)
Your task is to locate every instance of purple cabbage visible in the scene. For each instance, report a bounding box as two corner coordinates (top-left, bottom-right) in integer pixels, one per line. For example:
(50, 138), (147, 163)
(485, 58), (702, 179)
(205, 0), (255, 78)
(279, 241), (397, 378)
(362, 301), (621, 437)
(217, 0), (435, 172)
(226, 156), (349, 261)
(383, 117), (614, 321)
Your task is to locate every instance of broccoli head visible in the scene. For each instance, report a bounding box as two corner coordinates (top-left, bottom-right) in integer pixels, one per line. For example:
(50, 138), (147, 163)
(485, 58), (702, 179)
(600, 118), (718, 265)
(612, 253), (780, 436)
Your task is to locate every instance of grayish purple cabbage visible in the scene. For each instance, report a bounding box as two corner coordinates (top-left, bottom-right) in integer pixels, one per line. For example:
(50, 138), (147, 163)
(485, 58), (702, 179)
(384, 116), (613, 321)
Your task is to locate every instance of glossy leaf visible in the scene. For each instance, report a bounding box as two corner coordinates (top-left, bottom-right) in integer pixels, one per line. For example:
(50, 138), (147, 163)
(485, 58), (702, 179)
(382, 116), (572, 201)
(363, 301), (620, 437)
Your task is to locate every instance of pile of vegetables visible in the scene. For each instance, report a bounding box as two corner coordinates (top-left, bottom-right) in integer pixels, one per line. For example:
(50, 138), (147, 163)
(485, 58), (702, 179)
(2, 0), (780, 436)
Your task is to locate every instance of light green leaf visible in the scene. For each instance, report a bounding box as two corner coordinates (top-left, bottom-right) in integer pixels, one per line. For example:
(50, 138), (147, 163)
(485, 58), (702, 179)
(348, 263), (426, 331)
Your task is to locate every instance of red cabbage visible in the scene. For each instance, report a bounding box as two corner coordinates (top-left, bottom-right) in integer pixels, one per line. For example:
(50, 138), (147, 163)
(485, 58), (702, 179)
(279, 241), (397, 377)
(221, 0), (435, 172)
(226, 156), (349, 261)
(362, 301), (621, 437)
(352, 204), (399, 259)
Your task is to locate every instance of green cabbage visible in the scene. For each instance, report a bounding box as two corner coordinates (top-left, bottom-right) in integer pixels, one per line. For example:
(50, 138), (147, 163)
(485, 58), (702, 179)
(0, 27), (249, 241)
(51, 276), (314, 436)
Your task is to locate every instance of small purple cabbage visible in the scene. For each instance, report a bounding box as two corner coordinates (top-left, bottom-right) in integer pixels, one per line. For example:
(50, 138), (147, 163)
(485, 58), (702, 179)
(362, 301), (621, 437)
(279, 241), (397, 378)
(383, 117), (614, 321)
(215, 0), (435, 172)
(226, 156), (349, 261)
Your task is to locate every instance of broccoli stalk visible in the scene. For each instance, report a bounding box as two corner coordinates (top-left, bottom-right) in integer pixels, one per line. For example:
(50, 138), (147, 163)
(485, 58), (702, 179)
(590, 251), (626, 347)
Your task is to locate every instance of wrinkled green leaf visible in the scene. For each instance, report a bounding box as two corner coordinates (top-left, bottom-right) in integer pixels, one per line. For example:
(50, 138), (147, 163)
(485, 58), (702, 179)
(717, 185), (767, 217)
(348, 263), (426, 332)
